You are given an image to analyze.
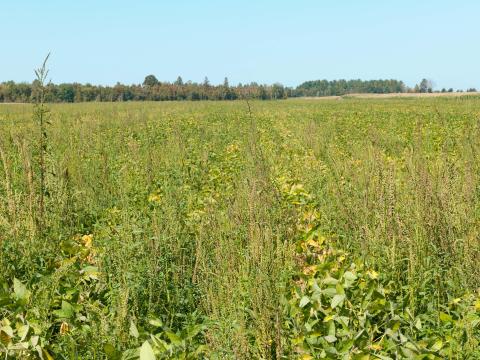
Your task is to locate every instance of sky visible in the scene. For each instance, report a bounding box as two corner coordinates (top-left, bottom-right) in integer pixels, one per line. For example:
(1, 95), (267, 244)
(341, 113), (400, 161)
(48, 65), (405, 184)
(1, 0), (479, 89)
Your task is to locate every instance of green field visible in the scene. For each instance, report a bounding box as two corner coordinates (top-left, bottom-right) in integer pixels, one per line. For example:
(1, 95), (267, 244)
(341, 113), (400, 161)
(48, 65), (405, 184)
(1, 98), (479, 359)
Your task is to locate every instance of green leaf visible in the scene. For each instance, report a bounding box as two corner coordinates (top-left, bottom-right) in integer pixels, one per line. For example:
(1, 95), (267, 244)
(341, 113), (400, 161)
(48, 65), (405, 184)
(148, 318), (163, 327)
(53, 301), (75, 319)
(13, 278), (30, 303)
(343, 271), (357, 282)
(129, 321), (139, 339)
(104, 343), (118, 359)
(430, 339), (443, 352)
(323, 275), (338, 285)
(140, 340), (156, 360)
(323, 287), (337, 297)
(343, 271), (357, 288)
(324, 335), (337, 343)
(331, 294), (345, 309)
(164, 331), (182, 345)
(299, 296), (310, 308)
(335, 283), (345, 295)
(81, 266), (100, 280)
(121, 348), (140, 360)
(439, 312), (452, 323)
(17, 324), (29, 341)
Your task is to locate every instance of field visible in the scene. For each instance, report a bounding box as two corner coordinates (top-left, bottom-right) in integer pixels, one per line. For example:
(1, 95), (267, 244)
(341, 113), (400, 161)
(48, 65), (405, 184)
(1, 98), (479, 359)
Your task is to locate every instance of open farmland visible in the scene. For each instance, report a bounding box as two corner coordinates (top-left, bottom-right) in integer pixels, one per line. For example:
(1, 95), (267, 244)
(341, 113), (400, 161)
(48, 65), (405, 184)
(1, 98), (479, 358)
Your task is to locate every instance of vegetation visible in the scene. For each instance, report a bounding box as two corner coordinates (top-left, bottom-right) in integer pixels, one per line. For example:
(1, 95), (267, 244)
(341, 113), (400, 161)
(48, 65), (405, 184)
(0, 78), (290, 103)
(1, 95), (479, 359)
(3, 78), (469, 104)
(295, 79), (406, 97)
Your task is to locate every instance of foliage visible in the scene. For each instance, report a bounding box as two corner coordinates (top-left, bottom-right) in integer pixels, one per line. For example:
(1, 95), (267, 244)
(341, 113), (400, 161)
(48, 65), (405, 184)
(296, 79), (406, 96)
(277, 176), (480, 359)
(1, 98), (479, 358)
(0, 79), (291, 103)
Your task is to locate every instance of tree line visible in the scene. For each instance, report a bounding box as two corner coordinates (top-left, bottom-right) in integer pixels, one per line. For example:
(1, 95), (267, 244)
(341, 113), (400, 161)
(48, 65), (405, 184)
(0, 76), (474, 103)
(296, 79), (406, 97)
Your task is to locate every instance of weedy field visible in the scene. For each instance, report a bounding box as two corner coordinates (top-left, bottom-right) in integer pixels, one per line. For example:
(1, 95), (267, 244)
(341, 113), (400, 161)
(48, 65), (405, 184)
(0, 98), (479, 359)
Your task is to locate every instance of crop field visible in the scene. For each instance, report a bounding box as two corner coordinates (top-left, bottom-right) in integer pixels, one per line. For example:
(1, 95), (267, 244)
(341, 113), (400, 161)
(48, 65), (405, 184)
(1, 98), (479, 359)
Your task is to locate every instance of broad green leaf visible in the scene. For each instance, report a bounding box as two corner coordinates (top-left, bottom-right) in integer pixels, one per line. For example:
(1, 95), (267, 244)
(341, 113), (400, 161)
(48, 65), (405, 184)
(30, 335), (39, 347)
(53, 301), (75, 319)
(343, 271), (357, 282)
(439, 312), (452, 323)
(430, 339), (443, 352)
(122, 348), (140, 360)
(129, 321), (139, 339)
(104, 343), (118, 359)
(299, 296), (310, 308)
(140, 340), (155, 360)
(323, 275), (338, 285)
(164, 330), (182, 345)
(323, 287), (337, 297)
(13, 278), (30, 303)
(331, 294), (345, 309)
(335, 283), (345, 295)
(324, 335), (337, 343)
(148, 318), (163, 327)
(8, 342), (29, 350)
(17, 324), (29, 341)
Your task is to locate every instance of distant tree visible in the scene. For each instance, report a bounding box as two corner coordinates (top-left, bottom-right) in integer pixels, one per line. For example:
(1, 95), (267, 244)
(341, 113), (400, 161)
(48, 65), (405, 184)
(418, 78), (433, 93)
(223, 77), (229, 88)
(272, 83), (286, 99)
(143, 75), (159, 87)
(441, 88), (446, 93)
(467, 88), (477, 92)
(203, 77), (210, 87)
(448, 88), (453, 92)
(58, 84), (75, 102)
(175, 76), (183, 86)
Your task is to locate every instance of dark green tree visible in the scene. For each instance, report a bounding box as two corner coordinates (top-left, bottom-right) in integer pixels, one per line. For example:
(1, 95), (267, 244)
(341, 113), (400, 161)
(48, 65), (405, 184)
(143, 74), (159, 87)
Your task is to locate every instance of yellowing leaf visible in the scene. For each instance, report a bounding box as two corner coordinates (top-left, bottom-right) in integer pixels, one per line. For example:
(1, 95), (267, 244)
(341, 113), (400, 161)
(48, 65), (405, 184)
(148, 193), (162, 203)
(369, 344), (382, 351)
(439, 312), (452, 323)
(81, 234), (93, 248)
(42, 349), (55, 360)
(323, 315), (335, 322)
(430, 339), (443, 351)
(302, 265), (317, 275)
(366, 270), (379, 280)
(0, 329), (12, 346)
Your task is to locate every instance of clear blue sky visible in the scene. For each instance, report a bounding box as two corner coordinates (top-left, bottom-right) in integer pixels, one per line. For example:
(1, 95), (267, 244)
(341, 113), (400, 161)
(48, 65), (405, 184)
(1, 0), (479, 89)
